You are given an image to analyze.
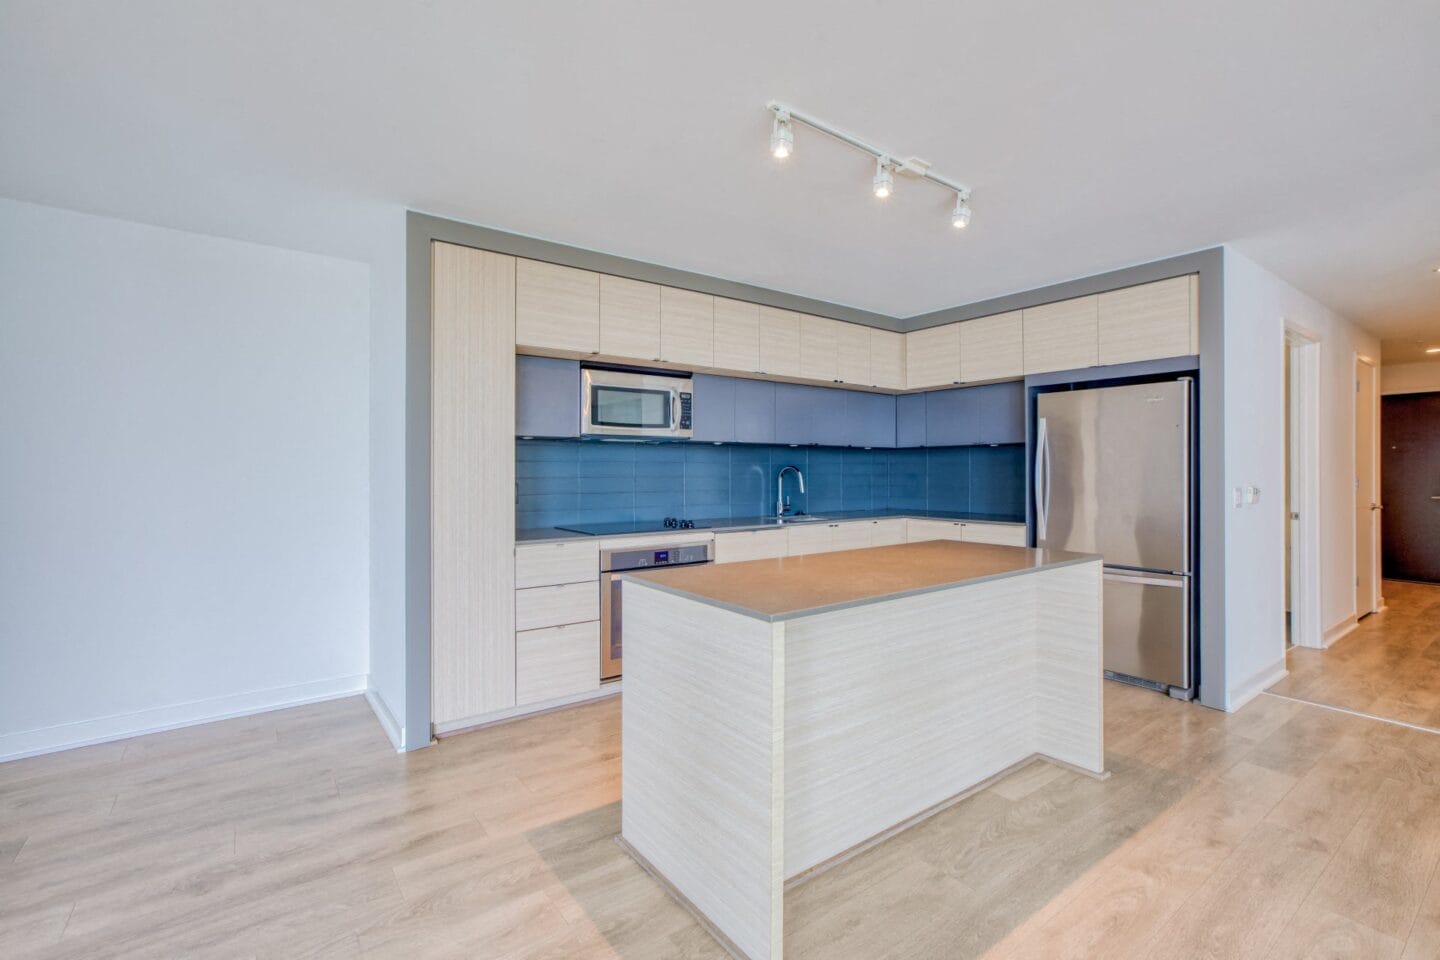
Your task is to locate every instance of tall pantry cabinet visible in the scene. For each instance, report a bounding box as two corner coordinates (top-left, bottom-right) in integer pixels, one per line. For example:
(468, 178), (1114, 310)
(430, 242), (517, 724)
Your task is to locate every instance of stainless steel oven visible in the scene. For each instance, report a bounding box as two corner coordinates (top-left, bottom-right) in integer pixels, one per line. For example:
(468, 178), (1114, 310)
(582, 367), (693, 439)
(599, 540), (712, 679)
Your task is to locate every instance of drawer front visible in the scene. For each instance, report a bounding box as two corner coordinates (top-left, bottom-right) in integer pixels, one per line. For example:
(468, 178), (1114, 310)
(906, 519), (966, 542)
(515, 540), (599, 588)
(516, 622), (601, 706)
(869, 518), (908, 546)
(714, 529), (788, 563)
(515, 581), (599, 631)
(828, 522), (874, 552)
(785, 524), (834, 556)
(960, 523), (1027, 546)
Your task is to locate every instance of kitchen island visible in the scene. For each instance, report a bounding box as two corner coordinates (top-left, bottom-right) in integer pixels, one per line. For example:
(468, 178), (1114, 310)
(618, 540), (1104, 960)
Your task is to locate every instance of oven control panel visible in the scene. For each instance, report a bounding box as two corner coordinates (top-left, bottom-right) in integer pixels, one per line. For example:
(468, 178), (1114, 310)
(601, 541), (712, 572)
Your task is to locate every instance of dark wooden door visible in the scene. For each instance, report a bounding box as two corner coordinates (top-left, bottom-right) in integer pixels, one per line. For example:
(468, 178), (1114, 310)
(1381, 392), (1440, 582)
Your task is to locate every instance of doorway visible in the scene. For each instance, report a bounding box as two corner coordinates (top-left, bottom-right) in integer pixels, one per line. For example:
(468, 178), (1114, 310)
(1381, 391), (1440, 582)
(1356, 356), (1381, 616)
(1285, 329), (1322, 648)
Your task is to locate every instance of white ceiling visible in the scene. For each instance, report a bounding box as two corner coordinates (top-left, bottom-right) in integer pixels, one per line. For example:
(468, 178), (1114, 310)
(3, 1), (1438, 349)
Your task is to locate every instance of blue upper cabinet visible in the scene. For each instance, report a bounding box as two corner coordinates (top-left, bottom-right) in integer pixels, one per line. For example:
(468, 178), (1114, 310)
(516, 356), (580, 437)
(811, 386), (850, 447)
(773, 382), (826, 445)
(691, 374), (736, 442)
(845, 391), (897, 448)
(896, 393), (927, 448)
(733, 379), (776, 444)
(975, 381), (1026, 444)
(925, 387), (982, 446)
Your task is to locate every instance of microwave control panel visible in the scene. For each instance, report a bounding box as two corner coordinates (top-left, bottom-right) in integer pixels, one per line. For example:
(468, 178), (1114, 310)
(678, 391), (692, 430)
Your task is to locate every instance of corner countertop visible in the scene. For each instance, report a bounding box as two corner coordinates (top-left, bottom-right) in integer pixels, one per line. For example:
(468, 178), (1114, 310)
(516, 509), (1026, 544)
(620, 540), (1098, 622)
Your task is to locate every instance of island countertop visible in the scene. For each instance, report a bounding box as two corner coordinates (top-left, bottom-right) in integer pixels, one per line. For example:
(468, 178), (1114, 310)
(621, 539), (1099, 621)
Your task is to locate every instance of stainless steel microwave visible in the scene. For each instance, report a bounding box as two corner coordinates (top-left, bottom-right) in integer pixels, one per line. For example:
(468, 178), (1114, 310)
(581, 368), (693, 439)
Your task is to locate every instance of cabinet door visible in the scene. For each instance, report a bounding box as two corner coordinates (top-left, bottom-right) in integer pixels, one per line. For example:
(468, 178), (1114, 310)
(799, 314), (841, 382)
(659, 287), (714, 366)
(835, 322), (872, 386)
(1023, 296), (1098, 374)
(906, 518), (966, 542)
(713, 297), (761, 372)
(975, 381), (1025, 445)
(1097, 276), (1194, 365)
(515, 356), (580, 438)
(599, 275), (661, 361)
(906, 323), (962, 389)
(959, 311), (1022, 382)
(516, 622), (600, 706)
(844, 390), (896, 448)
(810, 386), (848, 447)
(432, 244), (517, 722)
(896, 393), (927, 448)
(786, 523), (834, 556)
(925, 387), (981, 446)
(714, 528), (788, 563)
(733, 378), (777, 444)
(691, 374), (736, 443)
(829, 521), (873, 552)
(515, 259), (599, 354)
(959, 522), (1027, 546)
(870, 518), (908, 546)
(759, 306), (802, 377)
(773, 382), (828, 445)
(870, 329), (906, 389)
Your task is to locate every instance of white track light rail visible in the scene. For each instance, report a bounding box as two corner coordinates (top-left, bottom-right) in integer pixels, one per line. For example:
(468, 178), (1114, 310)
(766, 100), (972, 226)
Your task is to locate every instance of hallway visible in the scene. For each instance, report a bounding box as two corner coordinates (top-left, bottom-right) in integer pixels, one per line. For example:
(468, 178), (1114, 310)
(1269, 579), (1440, 730)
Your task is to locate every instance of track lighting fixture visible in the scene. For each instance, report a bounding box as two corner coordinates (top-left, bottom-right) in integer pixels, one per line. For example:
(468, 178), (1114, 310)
(770, 112), (793, 159)
(766, 100), (972, 230)
(951, 192), (972, 229)
(872, 159), (894, 199)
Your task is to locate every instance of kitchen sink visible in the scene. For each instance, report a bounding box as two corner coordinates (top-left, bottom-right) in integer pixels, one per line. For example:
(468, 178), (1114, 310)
(772, 515), (828, 524)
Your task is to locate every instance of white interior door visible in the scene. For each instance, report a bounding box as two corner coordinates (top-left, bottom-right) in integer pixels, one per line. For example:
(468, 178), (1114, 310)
(1356, 356), (1380, 616)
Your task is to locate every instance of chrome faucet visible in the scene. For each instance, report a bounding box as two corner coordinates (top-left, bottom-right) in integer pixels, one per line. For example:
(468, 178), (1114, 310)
(776, 465), (806, 520)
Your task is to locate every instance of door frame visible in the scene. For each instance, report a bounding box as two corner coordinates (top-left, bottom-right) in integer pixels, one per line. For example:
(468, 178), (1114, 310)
(1285, 326), (1323, 648)
(1355, 354), (1382, 617)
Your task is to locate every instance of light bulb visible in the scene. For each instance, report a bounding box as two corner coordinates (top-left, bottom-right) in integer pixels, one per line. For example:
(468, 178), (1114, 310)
(951, 195), (972, 229)
(770, 115), (793, 159)
(873, 160), (893, 199)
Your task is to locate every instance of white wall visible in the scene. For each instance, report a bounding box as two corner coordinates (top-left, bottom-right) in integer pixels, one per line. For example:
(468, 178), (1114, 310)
(0, 198), (372, 760)
(1381, 361), (1440, 396)
(1221, 248), (1379, 709)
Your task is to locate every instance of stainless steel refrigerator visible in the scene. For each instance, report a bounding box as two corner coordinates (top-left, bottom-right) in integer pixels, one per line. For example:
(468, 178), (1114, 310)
(1035, 379), (1193, 695)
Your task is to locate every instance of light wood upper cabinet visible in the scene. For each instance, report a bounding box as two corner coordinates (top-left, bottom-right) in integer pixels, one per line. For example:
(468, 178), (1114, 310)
(431, 243), (517, 723)
(660, 287), (714, 367)
(959, 311), (1022, 383)
(599, 275), (661, 361)
(870, 329), (905, 390)
(515, 259), (599, 354)
(1023, 296), (1099, 374)
(713, 297), (761, 372)
(1097, 276), (1194, 365)
(799, 314), (841, 382)
(906, 323), (962, 389)
(835, 322), (872, 386)
(1189, 274), (1200, 355)
(758, 306), (802, 377)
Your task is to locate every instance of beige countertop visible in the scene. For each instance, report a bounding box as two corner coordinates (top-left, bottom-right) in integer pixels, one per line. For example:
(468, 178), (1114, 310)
(621, 540), (1099, 622)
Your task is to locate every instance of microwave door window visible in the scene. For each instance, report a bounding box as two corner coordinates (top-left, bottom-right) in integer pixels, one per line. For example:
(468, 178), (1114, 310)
(592, 386), (670, 428)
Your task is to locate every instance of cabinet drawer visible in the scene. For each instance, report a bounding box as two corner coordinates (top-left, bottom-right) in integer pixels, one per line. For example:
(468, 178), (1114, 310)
(515, 540), (600, 588)
(906, 519), (966, 542)
(515, 581), (599, 631)
(516, 621), (601, 706)
(959, 523), (1027, 546)
(714, 529), (788, 563)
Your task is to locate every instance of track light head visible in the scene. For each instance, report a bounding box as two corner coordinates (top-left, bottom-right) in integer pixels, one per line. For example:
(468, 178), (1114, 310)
(770, 113), (794, 159)
(873, 159), (894, 199)
(951, 193), (972, 229)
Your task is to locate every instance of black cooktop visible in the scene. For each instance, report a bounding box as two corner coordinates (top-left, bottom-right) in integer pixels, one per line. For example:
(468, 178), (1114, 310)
(556, 517), (714, 537)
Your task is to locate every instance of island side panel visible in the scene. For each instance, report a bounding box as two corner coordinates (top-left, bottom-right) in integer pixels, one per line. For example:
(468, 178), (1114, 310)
(1031, 560), (1105, 774)
(782, 575), (1037, 878)
(620, 580), (785, 960)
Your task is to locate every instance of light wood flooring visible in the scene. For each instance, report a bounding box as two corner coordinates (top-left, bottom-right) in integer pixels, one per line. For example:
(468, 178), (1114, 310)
(1270, 579), (1440, 730)
(6, 676), (1440, 956)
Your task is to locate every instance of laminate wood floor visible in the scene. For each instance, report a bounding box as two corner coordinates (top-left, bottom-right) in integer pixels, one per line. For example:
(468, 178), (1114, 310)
(1270, 578), (1440, 730)
(5, 682), (1440, 958)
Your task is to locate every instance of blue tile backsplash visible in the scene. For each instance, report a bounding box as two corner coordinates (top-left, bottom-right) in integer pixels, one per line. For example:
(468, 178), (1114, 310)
(517, 440), (1026, 530)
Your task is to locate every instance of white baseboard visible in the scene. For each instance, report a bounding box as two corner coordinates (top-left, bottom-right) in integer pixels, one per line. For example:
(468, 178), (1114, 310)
(364, 684), (404, 752)
(1323, 616), (1359, 648)
(0, 674), (368, 764)
(1227, 658), (1289, 712)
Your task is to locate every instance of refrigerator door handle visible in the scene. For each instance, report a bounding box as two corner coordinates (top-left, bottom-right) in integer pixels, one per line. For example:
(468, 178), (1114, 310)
(1034, 417), (1049, 542)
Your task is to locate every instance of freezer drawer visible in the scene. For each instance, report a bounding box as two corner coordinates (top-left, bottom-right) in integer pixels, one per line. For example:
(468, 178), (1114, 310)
(1103, 569), (1189, 689)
